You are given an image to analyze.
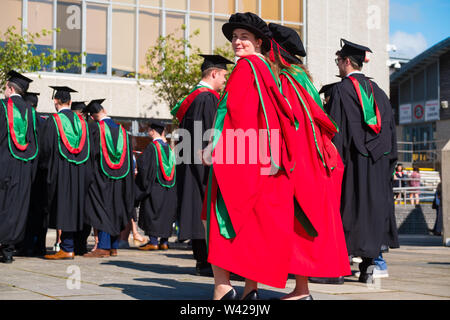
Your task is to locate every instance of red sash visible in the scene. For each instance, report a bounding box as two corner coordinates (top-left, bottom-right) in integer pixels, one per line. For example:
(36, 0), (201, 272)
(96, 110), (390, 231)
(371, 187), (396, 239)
(176, 87), (220, 123)
(7, 98), (29, 151)
(99, 121), (128, 170)
(53, 113), (87, 154)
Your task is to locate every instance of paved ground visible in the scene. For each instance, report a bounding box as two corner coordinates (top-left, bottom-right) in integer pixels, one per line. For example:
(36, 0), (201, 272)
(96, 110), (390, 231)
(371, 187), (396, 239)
(1, 232), (449, 300)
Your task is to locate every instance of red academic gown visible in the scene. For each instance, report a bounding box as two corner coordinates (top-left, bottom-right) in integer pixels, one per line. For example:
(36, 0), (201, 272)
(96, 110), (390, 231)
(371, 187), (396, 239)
(201, 54), (296, 288)
(280, 70), (350, 277)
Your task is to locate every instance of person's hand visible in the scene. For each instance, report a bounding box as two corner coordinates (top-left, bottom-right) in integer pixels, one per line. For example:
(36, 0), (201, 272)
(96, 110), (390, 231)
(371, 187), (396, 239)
(198, 143), (213, 166)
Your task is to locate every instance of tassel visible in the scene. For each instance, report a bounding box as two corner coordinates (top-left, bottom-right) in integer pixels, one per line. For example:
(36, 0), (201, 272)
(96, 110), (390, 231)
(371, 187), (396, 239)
(269, 40), (276, 62)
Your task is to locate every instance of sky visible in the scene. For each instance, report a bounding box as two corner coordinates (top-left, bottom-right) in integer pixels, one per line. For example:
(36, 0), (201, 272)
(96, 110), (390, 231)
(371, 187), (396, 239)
(389, 0), (450, 59)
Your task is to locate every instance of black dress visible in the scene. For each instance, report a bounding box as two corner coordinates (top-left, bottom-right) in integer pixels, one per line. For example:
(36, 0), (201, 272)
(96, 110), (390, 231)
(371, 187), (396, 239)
(0, 95), (39, 246)
(84, 118), (135, 236)
(325, 73), (399, 259)
(176, 91), (218, 240)
(136, 140), (177, 238)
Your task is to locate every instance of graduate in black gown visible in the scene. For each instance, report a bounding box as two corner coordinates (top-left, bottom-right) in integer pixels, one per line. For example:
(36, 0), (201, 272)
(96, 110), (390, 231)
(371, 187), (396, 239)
(136, 120), (177, 251)
(17, 91), (48, 257)
(325, 39), (399, 283)
(83, 99), (134, 258)
(42, 86), (93, 260)
(0, 71), (39, 263)
(172, 54), (233, 275)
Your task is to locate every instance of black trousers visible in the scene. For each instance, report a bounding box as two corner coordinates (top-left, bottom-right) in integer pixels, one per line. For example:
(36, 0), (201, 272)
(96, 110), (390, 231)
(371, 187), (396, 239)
(359, 257), (375, 273)
(192, 239), (208, 265)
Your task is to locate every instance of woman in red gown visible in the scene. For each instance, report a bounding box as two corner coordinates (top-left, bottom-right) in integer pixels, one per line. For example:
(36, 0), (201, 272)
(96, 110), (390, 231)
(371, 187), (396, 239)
(201, 13), (297, 300)
(268, 23), (351, 299)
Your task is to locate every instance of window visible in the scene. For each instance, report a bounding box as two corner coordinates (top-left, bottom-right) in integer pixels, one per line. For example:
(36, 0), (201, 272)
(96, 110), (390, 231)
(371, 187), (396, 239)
(284, 0), (303, 23)
(28, 0), (53, 71)
(190, 14), (211, 53)
(426, 62), (438, 100)
(238, 0), (258, 13)
(400, 80), (411, 104)
(139, 7), (160, 75)
(112, 5), (136, 77)
(261, 0), (280, 21)
(191, 0), (211, 13)
(86, 3), (108, 74)
(214, 0), (235, 14)
(0, 0), (22, 34)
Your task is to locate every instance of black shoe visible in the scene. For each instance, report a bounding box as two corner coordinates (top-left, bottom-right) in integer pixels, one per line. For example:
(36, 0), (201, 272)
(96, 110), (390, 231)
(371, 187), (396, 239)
(299, 295), (313, 300)
(220, 288), (239, 300)
(242, 290), (259, 300)
(309, 276), (344, 285)
(358, 265), (375, 283)
(0, 256), (14, 264)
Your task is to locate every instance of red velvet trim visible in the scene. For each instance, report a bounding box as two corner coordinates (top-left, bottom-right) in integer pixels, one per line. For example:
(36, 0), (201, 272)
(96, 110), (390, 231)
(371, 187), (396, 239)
(7, 98), (29, 151)
(153, 140), (175, 181)
(176, 87), (220, 123)
(99, 120), (127, 169)
(53, 113), (87, 154)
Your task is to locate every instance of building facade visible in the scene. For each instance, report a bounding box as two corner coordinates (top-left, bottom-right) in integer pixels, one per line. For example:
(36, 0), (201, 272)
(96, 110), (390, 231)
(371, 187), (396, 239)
(2, 0), (390, 134)
(390, 37), (450, 169)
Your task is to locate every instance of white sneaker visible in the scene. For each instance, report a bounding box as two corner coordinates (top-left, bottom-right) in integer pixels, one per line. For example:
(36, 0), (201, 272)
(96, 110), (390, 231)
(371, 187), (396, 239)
(53, 243), (60, 252)
(373, 266), (389, 278)
(352, 257), (363, 264)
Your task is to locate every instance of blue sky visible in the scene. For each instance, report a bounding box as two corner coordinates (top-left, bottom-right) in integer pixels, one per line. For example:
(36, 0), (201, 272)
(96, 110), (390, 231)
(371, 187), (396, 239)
(390, 0), (450, 59)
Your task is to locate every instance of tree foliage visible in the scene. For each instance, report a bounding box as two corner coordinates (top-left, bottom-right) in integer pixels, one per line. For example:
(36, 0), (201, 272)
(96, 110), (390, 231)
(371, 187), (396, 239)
(143, 26), (234, 117)
(0, 22), (83, 90)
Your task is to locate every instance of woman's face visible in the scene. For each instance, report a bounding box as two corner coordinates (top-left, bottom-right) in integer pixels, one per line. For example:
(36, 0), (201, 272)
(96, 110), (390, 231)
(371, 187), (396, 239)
(231, 28), (262, 57)
(397, 165), (403, 172)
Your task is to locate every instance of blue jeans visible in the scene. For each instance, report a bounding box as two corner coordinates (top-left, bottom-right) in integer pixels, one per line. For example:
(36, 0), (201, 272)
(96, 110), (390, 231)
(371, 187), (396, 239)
(97, 231), (119, 250)
(374, 253), (387, 270)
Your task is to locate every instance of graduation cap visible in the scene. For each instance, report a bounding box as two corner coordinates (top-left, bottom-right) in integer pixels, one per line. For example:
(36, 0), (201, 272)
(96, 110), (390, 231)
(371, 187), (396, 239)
(268, 23), (306, 65)
(7, 70), (33, 92)
(200, 54), (234, 72)
(23, 92), (40, 109)
(71, 101), (87, 112)
(319, 82), (339, 98)
(149, 119), (166, 134)
(339, 39), (372, 67)
(84, 99), (105, 115)
(50, 86), (78, 101)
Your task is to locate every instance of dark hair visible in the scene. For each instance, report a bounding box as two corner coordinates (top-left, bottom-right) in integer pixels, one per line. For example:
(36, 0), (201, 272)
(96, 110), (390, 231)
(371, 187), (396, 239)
(413, 167), (420, 172)
(266, 51), (313, 82)
(55, 96), (71, 104)
(335, 50), (362, 71)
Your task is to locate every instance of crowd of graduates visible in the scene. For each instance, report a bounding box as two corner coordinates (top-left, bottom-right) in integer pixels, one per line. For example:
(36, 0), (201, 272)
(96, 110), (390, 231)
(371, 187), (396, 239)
(0, 12), (399, 301)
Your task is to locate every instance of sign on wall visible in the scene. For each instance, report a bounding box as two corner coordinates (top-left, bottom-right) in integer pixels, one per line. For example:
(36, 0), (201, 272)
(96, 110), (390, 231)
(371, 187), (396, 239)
(413, 104), (425, 121)
(425, 100), (440, 122)
(399, 103), (412, 124)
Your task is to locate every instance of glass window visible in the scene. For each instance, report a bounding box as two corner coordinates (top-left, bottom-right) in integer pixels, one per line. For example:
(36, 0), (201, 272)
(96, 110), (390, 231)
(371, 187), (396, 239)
(214, 0), (235, 14)
(140, 0), (160, 6)
(139, 8), (160, 75)
(261, 0), (280, 21)
(426, 62), (438, 100)
(111, 0), (136, 4)
(112, 5), (136, 77)
(214, 17), (229, 50)
(86, 3), (108, 74)
(238, 0), (258, 13)
(28, 0), (53, 46)
(166, 0), (186, 10)
(413, 71), (425, 102)
(400, 80), (411, 104)
(166, 12), (185, 38)
(57, 0), (82, 73)
(190, 14), (211, 53)
(0, 0), (22, 34)
(191, 0), (211, 13)
(284, 0), (303, 23)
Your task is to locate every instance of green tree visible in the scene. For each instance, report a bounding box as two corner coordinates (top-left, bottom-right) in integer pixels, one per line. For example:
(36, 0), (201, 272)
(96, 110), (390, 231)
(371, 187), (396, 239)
(0, 23), (84, 90)
(143, 26), (234, 120)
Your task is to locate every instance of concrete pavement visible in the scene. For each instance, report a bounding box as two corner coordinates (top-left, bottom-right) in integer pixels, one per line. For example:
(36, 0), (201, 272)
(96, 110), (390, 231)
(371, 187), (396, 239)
(0, 232), (449, 300)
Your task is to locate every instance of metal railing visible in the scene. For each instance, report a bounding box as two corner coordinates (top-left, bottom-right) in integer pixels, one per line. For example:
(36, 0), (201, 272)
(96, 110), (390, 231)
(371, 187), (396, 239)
(393, 185), (438, 206)
(397, 140), (447, 168)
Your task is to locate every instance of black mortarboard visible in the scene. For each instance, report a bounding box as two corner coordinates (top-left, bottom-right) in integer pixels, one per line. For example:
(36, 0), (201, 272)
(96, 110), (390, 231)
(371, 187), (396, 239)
(7, 70), (33, 92)
(339, 39), (372, 67)
(319, 82), (339, 98)
(268, 23), (306, 65)
(50, 86), (78, 101)
(222, 12), (272, 51)
(23, 92), (40, 109)
(149, 119), (166, 135)
(84, 99), (105, 114)
(71, 101), (87, 111)
(200, 54), (234, 72)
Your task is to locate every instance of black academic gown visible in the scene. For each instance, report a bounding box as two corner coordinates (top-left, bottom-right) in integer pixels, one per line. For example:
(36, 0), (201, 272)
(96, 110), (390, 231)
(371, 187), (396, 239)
(0, 95), (39, 245)
(176, 91), (218, 240)
(39, 109), (92, 233)
(136, 140), (177, 238)
(84, 118), (134, 236)
(326, 73), (399, 259)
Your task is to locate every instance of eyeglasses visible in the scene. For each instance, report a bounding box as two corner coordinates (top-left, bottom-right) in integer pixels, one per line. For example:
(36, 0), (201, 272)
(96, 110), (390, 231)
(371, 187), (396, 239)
(335, 57), (343, 65)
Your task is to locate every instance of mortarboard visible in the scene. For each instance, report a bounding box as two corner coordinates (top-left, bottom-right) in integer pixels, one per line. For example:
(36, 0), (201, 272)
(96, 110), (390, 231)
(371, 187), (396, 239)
(149, 119), (166, 134)
(7, 70), (33, 92)
(71, 101), (87, 112)
(339, 39), (372, 67)
(268, 23), (306, 65)
(199, 54), (234, 72)
(84, 99), (105, 115)
(23, 92), (40, 109)
(50, 86), (78, 101)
